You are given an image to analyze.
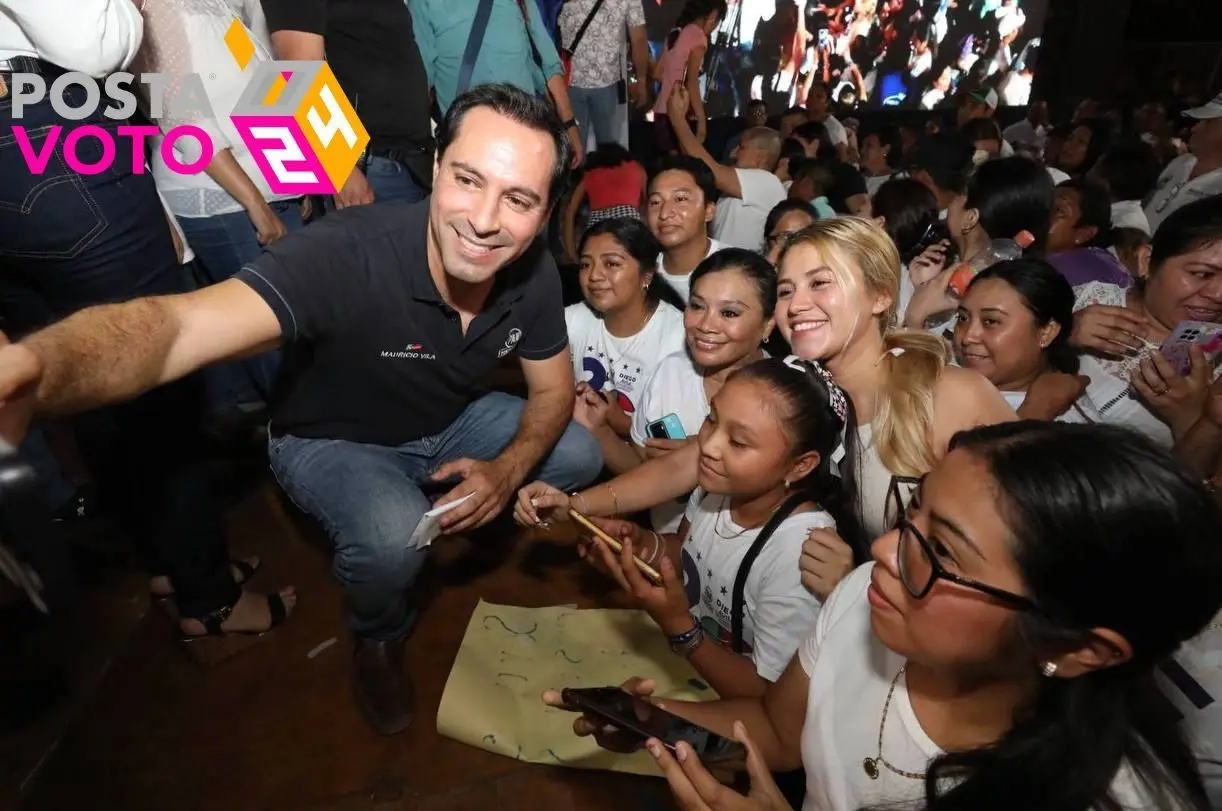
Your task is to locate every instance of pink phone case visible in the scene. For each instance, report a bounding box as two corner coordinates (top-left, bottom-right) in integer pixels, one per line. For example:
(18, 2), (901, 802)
(1161, 322), (1222, 376)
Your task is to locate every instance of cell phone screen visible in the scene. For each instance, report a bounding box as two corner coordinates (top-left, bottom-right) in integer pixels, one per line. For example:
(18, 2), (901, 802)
(561, 687), (745, 762)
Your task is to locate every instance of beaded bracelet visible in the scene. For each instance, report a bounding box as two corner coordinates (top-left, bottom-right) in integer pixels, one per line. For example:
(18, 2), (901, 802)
(667, 622), (704, 657)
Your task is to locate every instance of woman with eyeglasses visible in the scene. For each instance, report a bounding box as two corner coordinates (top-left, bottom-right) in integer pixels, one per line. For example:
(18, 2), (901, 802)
(1070, 194), (1222, 478)
(546, 421), (1222, 811)
(763, 200), (820, 267)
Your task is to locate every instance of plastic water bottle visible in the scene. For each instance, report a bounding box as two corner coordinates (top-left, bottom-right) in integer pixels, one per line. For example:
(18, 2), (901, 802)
(947, 231), (1036, 298)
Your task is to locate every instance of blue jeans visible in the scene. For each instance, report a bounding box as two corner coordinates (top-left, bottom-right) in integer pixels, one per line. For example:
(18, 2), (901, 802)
(179, 201), (305, 405)
(268, 392), (602, 640)
(365, 156), (426, 204)
(0, 83), (236, 618)
(570, 83), (624, 148)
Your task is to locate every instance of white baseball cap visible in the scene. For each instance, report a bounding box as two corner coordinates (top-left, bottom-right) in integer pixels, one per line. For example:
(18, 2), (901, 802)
(1185, 93), (1222, 120)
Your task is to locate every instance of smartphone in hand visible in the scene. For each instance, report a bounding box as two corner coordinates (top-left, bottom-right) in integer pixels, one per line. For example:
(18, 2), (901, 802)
(646, 413), (685, 440)
(559, 686), (746, 764)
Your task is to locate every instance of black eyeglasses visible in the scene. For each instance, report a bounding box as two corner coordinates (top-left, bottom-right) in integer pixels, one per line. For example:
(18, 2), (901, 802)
(896, 517), (1037, 611)
(765, 229), (803, 248)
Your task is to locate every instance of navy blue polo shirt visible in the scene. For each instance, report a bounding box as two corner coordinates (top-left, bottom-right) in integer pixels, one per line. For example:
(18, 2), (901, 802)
(236, 199), (568, 446)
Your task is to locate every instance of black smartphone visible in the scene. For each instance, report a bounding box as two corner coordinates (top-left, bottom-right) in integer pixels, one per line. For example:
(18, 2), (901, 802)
(904, 218), (955, 266)
(559, 687), (746, 764)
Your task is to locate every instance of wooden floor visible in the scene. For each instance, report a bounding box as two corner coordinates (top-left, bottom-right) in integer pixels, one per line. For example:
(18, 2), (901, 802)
(4, 479), (675, 811)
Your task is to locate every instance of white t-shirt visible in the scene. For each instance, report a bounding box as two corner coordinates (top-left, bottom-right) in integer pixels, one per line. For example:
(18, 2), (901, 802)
(1072, 282), (1221, 447)
(0, 0), (142, 77)
(680, 488), (831, 682)
(798, 565), (1176, 811)
(1159, 619), (1222, 771)
(565, 301), (686, 416)
(1146, 155), (1222, 235)
(822, 114), (848, 147)
(712, 169), (788, 251)
(631, 350), (710, 532)
(657, 238), (727, 304)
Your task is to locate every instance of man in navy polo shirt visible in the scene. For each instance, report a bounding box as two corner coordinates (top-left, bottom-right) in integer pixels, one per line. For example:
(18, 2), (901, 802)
(0, 84), (602, 735)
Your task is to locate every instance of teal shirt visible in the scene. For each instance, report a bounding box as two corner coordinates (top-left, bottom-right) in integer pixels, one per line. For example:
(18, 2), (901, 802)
(408, 0), (564, 114)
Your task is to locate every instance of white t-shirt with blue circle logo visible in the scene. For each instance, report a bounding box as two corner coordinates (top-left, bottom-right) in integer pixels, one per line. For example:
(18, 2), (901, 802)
(679, 488), (832, 682)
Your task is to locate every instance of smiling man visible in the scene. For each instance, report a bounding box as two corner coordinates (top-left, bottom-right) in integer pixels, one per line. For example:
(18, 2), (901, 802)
(0, 84), (602, 736)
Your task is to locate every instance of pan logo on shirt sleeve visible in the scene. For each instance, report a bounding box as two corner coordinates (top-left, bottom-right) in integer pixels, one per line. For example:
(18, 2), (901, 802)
(497, 328), (523, 358)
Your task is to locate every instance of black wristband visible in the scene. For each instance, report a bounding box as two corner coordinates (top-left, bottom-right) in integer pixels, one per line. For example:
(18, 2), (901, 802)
(562, 118), (578, 130)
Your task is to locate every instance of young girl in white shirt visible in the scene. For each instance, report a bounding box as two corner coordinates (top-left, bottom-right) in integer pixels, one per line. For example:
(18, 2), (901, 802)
(566, 217), (686, 449)
(529, 356), (865, 701)
(551, 421), (1222, 811)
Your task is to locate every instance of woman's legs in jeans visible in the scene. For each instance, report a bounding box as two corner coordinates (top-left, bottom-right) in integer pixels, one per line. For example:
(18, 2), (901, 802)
(0, 87), (287, 626)
(180, 200), (306, 409)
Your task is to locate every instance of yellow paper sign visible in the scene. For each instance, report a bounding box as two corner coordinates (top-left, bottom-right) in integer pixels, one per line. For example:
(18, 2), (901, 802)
(436, 601), (716, 776)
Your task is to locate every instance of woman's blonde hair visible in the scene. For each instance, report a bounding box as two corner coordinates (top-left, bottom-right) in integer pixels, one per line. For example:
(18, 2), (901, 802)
(782, 217), (950, 478)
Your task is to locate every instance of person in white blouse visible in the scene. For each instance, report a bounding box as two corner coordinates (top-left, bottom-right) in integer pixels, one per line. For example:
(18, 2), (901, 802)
(134, 0), (306, 404)
(0, 0), (292, 639)
(1069, 194), (1222, 480)
(551, 421), (1222, 811)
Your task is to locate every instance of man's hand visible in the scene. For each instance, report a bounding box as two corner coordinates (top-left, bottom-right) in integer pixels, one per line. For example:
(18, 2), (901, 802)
(335, 166), (376, 209)
(0, 333), (41, 446)
(567, 125), (584, 168)
(431, 457), (522, 533)
(629, 80), (649, 109)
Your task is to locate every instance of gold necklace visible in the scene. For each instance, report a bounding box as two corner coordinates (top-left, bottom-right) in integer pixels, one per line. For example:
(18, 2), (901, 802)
(863, 666), (927, 781)
(712, 493), (786, 540)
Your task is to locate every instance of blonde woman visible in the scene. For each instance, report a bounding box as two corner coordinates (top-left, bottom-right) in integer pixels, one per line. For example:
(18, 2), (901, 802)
(518, 217), (1015, 573)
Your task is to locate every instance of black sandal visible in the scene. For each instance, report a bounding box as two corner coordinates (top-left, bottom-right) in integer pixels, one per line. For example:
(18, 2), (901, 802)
(151, 558), (261, 601)
(179, 592), (290, 643)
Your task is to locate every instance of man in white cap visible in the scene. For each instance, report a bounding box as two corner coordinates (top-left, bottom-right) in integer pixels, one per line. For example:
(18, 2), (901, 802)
(957, 88), (1016, 156)
(1145, 93), (1222, 234)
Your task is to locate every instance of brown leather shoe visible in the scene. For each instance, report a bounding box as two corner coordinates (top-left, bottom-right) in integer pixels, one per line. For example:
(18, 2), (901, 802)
(351, 637), (412, 735)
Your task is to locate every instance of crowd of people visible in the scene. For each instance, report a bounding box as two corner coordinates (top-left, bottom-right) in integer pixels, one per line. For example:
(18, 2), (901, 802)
(1, 0), (1222, 809)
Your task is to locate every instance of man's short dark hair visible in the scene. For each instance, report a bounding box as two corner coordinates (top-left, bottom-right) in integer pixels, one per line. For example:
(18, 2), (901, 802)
(437, 84), (572, 206)
(648, 154), (720, 205)
(792, 121), (833, 159)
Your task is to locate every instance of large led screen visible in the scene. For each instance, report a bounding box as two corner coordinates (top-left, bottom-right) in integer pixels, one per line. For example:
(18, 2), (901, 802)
(645, 0), (1047, 117)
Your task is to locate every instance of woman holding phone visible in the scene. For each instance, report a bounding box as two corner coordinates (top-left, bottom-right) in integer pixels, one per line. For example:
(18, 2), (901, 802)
(1069, 194), (1222, 477)
(556, 357), (864, 702)
(581, 248), (774, 532)
(546, 421), (1222, 811)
